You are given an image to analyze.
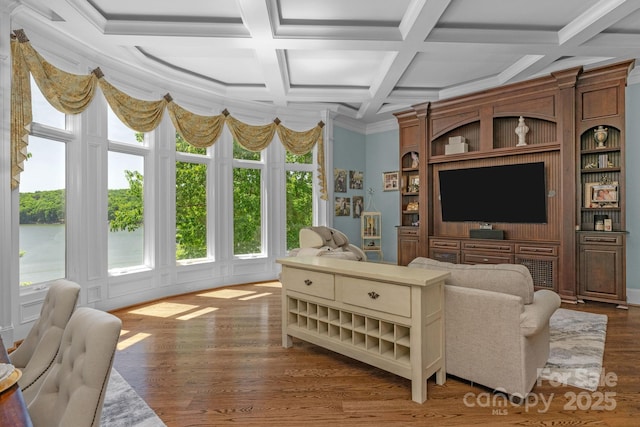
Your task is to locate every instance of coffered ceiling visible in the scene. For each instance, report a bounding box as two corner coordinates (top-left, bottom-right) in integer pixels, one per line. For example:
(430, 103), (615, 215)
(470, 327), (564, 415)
(9, 0), (640, 124)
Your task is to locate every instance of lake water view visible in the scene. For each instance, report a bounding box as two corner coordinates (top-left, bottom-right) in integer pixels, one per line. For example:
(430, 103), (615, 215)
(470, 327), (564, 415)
(19, 224), (144, 285)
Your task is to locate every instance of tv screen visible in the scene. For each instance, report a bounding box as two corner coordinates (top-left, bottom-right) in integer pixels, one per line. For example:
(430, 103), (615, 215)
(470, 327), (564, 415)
(438, 162), (547, 223)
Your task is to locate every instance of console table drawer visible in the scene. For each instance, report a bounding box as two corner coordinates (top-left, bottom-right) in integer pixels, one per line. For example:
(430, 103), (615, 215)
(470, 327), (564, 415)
(337, 276), (410, 317)
(462, 252), (514, 264)
(281, 267), (335, 300)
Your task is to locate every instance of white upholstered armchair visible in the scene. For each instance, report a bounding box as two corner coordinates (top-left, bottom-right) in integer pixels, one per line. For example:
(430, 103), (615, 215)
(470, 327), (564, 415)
(10, 279), (81, 404)
(288, 226), (367, 261)
(27, 307), (122, 427)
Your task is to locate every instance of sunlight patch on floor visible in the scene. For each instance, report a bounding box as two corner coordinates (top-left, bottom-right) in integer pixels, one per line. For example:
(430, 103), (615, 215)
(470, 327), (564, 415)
(129, 302), (198, 317)
(177, 307), (218, 320)
(198, 289), (256, 299)
(255, 281), (282, 288)
(117, 332), (151, 350)
(239, 292), (272, 301)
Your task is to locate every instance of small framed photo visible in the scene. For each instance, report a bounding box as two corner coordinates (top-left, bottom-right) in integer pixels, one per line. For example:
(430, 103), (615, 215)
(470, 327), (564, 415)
(591, 183), (618, 207)
(349, 170), (363, 189)
(352, 196), (364, 218)
(335, 197), (351, 216)
(334, 168), (347, 193)
(383, 171), (399, 191)
(408, 174), (419, 193)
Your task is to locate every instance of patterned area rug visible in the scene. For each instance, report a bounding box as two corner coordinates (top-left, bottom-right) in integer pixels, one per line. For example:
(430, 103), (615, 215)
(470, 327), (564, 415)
(538, 308), (608, 391)
(101, 368), (166, 427)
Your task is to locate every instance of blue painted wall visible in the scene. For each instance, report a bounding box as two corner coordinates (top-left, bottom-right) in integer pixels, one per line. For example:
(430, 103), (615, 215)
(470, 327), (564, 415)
(332, 127), (366, 247)
(333, 126), (399, 264)
(364, 129), (400, 264)
(626, 82), (640, 302)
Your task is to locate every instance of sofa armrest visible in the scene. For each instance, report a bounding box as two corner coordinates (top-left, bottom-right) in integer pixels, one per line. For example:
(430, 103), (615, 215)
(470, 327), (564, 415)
(346, 244), (367, 261)
(519, 290), (561, 337)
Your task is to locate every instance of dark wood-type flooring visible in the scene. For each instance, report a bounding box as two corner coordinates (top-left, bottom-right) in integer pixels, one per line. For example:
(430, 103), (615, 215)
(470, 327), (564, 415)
(110, 281), (640, 426)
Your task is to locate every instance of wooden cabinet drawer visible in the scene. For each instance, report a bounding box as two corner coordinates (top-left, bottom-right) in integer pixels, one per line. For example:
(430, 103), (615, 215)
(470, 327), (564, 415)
(516, 244), (558, 256)
(398, 226), (419, 236)
(430, 239), (460, 250)
(579, 233), (623, 246)
(462, 252), (514, 264)
(462, 241), (513, 253)
(281, 267), (334, 300)
(336, 276), (410, 317)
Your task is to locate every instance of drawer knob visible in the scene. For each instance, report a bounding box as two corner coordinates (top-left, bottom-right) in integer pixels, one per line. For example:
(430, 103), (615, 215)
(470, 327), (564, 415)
(368, 291), (380, 300)
(304, 279), (312, 286)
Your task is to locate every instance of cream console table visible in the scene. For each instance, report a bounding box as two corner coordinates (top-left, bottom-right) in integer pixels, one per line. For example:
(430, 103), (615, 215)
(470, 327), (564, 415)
(276, 256), (448, 403)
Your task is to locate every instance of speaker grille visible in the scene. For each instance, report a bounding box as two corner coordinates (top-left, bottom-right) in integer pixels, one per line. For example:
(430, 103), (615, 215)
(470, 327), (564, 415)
(432, 251), (459, 264)
(518, 258), (554, 289)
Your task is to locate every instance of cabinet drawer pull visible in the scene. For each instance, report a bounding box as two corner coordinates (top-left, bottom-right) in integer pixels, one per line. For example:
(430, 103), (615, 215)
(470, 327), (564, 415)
(368, 291), (380, 300)
(304, 279), (313, 286)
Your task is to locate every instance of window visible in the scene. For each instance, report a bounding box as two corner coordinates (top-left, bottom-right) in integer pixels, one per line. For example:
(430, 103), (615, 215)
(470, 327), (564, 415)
(19, 137), (66, 286)
(30, 76), (65, 129)
(233, 140), (263, 255)
(108, 106), (144, 145)
(107, 151), (145, 270)
(107, 108), (148, 271)
(176, 134), (208, 261)
(285, 151), (313, 250)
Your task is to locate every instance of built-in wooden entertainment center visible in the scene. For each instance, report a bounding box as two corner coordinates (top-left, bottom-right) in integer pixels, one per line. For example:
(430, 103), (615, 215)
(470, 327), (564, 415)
(395, 60), (634, 307)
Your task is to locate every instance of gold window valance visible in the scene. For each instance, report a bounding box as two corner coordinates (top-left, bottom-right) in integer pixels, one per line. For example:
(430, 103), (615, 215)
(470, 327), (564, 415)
(10, 30), (327, 199)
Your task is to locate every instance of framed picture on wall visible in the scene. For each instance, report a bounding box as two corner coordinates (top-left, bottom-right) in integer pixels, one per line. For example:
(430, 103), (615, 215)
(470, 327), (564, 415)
(335, 197), (351, 216)
(334, 169), (347, 193)
(383, 171), (399, 191)
(349, 170), (364, 189)
(352, 196), (364, 218)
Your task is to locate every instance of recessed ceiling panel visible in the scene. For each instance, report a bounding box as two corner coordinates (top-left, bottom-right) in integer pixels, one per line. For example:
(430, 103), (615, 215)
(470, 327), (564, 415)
(287, 50), (390, 87)
(279, 0), (409, 23)
(90, 0), (241, 20)
(399, 50), (522, 88)
(142, 47), (263, 85)
(439, 0), (600, 29)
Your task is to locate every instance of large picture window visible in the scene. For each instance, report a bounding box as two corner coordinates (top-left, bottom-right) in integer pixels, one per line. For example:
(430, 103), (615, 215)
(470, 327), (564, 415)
(176, 134), (208, 261)
(285, 151), (313, 250)
(19, 136), (66, 286)
(233, 140), (263, 255)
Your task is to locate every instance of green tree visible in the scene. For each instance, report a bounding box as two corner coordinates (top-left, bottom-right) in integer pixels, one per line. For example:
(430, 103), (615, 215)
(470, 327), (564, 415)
(19, 190), (65, 224)
(109, 170), (144, 232)
(285, 151), (313, 250)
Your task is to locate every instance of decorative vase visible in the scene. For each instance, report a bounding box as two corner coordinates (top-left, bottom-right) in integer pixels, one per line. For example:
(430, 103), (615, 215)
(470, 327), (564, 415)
(515, 116), (529, 146)
(594, 125), (608, 149)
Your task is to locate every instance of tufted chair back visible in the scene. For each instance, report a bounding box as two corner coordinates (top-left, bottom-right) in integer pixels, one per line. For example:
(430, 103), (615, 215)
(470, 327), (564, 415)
(27, 307), (122, 427)
(10, 279), (81, 403)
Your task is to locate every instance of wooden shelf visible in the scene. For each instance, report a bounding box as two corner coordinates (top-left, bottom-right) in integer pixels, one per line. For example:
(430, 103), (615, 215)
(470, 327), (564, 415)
(428, 142), (561, 164)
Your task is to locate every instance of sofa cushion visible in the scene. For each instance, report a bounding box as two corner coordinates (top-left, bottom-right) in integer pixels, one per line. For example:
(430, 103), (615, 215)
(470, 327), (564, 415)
(408, 257), (534, 304)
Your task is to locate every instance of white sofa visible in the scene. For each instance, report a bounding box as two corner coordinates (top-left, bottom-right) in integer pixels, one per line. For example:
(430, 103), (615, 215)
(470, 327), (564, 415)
(288, 226), (367, 261)
(408, 257), (561, 397)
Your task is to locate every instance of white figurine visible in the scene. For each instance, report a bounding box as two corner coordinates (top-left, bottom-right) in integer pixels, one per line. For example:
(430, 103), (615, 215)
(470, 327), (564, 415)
(411, 152), (419, 168)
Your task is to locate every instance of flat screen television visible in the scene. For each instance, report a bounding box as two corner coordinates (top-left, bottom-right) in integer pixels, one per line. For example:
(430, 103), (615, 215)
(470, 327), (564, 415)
(438, 162), (547, 224)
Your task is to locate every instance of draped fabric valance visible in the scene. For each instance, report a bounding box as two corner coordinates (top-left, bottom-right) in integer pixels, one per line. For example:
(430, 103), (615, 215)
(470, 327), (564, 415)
(10, 30), (327, 199)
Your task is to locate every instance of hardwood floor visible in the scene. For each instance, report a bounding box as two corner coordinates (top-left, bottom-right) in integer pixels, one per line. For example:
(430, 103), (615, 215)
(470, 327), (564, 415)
(110, 281), (640, 426)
